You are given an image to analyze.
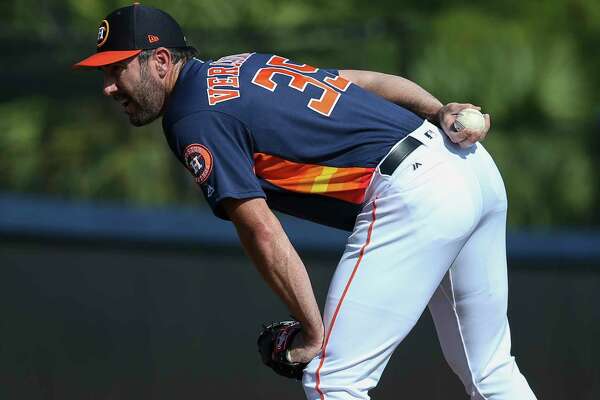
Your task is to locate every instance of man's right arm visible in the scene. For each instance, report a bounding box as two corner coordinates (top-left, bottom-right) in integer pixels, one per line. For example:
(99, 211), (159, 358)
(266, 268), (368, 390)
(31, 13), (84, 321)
(339, 69), (491, 148)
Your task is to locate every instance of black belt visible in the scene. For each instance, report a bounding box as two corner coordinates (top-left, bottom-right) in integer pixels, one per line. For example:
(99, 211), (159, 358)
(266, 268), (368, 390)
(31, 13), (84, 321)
(379, 136), (423, 176)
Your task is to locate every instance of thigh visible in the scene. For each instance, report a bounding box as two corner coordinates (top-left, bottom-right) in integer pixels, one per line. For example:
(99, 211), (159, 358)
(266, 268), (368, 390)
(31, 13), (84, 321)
(428, 208), (536, 399)
(303, 159), (482, 400)
(429, 208), (509, 379)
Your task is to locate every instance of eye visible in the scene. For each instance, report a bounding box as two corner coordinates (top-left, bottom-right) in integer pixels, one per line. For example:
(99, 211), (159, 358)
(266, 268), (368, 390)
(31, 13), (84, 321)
(100, 63), (127, 79)
(104, 63), (125, 75)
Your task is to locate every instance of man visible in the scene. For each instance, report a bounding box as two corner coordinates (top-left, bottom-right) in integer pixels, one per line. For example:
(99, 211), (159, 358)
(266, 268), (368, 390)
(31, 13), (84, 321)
(75, 4), (536, 399)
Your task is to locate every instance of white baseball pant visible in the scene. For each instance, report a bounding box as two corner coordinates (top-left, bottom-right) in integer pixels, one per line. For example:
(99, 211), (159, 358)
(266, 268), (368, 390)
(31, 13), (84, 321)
(303, 120), (536, 400)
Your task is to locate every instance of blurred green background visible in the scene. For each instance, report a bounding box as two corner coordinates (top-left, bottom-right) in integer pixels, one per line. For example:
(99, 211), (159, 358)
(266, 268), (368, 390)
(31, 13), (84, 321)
(2, 0), (599, 227)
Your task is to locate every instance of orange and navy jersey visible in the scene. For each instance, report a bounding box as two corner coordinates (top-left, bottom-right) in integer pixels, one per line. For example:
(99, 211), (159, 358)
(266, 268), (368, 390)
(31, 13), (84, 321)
(162, 53), (424, 230)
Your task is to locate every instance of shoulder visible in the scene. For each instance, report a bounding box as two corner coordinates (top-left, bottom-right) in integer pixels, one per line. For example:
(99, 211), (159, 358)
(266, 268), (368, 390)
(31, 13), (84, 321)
(164, 109), (247, 139)
(163, 58), (211, 125)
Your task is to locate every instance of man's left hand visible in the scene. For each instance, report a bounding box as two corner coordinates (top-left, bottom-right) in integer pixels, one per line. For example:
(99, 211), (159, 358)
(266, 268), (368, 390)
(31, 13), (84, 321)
(287, 330), (322, 364)
(257, 320), (321, 380)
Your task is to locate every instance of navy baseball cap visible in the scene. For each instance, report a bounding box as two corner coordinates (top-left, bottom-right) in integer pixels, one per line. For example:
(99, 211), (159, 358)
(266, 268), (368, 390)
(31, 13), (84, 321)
(74, 3), (191, 68)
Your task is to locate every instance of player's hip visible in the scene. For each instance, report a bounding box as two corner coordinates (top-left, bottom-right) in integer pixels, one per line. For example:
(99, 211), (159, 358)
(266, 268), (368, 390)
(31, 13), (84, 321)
(362, 120), (507, 226)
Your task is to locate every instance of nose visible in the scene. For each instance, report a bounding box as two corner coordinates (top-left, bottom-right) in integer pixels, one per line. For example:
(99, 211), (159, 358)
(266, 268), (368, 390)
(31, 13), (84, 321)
(103, 75), (118, 97)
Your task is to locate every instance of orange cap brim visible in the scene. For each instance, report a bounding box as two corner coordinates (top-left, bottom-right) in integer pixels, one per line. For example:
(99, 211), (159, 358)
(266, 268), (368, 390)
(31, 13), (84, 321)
(73, 50), (142, 68)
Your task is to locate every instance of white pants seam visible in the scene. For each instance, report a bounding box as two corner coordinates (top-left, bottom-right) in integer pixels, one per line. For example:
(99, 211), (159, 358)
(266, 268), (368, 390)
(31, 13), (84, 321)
(448, 269), (489, 400)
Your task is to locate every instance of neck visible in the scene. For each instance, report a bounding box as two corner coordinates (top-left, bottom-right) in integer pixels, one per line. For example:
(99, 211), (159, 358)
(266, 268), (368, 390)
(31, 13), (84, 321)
(164, 61), (185, 96)
(159, 61), (186, 118)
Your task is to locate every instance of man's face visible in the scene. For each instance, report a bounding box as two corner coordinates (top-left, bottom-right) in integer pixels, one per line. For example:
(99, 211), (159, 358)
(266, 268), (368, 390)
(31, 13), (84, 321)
(101, 54), (165, 127)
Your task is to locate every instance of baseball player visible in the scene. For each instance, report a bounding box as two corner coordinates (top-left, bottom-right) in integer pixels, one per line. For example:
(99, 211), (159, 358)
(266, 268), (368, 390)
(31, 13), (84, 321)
(74, 4), (536, 400)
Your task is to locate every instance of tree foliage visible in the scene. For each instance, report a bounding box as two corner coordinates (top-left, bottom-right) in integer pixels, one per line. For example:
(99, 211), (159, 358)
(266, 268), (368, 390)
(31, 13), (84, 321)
(1, 0), (599, 226)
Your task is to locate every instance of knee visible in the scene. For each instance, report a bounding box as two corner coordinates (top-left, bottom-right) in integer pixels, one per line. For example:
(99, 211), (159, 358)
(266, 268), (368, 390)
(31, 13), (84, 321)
(302, 360), (372, 400)
(467, 357), (535, 400)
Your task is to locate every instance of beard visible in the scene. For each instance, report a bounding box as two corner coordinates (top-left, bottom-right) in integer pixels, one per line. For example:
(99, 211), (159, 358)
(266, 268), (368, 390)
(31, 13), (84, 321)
(118, 65), (165, 127)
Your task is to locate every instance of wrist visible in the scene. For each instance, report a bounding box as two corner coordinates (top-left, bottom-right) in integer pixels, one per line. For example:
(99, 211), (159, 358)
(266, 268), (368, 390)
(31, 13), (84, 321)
(427, 105), (444, 124)
(302, 324), (324, 347)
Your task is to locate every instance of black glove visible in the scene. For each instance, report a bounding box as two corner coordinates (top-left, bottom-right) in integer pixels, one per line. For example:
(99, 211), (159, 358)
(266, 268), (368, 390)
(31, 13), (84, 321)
(257, 320), (308, 380)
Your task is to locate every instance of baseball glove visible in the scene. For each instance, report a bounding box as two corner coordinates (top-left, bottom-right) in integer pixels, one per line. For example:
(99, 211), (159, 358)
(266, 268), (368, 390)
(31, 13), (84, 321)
(257, 320), (307, 380)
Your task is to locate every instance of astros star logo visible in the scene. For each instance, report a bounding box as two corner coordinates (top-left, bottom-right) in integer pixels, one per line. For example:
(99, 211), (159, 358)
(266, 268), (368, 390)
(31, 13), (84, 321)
(190, 156), (204, 175)
(97, 20), (110, 48)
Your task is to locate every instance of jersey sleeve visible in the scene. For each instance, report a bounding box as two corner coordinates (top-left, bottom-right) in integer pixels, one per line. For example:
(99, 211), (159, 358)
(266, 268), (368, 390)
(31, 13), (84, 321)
(166, 110), (265, 220)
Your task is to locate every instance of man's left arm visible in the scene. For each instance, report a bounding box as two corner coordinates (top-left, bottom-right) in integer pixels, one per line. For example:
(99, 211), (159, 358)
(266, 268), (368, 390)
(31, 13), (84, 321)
(222, 197), (324, 364)
(339, 70), (491, 148)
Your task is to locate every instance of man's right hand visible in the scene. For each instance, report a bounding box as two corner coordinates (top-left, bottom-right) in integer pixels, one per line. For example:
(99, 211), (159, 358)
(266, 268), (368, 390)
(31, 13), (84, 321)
(436, 103), (491, 148)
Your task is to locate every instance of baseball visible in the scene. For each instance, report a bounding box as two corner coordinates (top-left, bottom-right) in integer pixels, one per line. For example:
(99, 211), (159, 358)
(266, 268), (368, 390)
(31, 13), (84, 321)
(454, 108), (485, 131)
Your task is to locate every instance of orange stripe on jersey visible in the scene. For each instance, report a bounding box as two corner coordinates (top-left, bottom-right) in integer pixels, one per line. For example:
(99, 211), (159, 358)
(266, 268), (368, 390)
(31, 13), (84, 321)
(253, 153), (374, 204)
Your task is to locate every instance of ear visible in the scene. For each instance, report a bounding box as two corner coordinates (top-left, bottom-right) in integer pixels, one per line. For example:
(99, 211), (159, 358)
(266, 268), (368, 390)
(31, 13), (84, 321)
(153, 47), (172, 79)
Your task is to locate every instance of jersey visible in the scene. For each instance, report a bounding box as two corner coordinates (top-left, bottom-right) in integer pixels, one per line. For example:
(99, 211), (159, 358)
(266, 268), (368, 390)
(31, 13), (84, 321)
(162, 53), (424, 231)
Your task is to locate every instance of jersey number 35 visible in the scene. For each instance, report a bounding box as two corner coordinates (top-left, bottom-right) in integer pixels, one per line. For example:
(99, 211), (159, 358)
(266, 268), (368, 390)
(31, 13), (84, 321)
(252, 55), (351, 117)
